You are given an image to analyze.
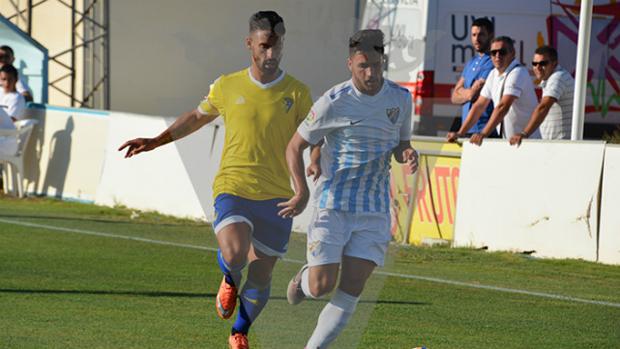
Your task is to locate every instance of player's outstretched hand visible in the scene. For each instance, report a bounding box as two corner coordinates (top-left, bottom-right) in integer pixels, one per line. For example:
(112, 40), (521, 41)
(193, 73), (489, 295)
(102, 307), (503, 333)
(402, 148), (419, 174)
(306, 163), (321, 183)
(277, 192), (309, 218)
(118, 138), (157, 158)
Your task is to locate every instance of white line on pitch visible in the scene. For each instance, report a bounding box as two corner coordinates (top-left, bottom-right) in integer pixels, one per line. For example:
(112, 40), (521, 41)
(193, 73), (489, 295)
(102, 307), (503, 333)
(2, 217), (619, 309)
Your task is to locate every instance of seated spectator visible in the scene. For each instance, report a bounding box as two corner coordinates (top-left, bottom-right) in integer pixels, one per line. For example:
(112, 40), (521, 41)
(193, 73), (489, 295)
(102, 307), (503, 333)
(0, 103), (17, 157)
(0, 45), (33, 103)
(0, 65), (26, 122)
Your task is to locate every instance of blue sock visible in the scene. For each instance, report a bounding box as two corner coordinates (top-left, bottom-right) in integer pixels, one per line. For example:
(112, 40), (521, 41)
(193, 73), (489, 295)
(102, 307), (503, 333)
(217, 249), (244, 287)
(232, 280), (271, 334)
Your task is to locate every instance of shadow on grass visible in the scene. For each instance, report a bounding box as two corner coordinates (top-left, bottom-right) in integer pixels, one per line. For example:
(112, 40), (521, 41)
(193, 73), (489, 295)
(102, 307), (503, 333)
(0, 288), (430, 305)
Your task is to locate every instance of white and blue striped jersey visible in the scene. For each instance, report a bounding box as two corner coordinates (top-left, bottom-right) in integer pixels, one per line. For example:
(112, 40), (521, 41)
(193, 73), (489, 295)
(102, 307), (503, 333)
(297, 79), (412, 213)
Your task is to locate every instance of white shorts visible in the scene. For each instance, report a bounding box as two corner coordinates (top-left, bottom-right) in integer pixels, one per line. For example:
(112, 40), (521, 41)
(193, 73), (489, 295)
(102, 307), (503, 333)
(306, 208), (391, 267)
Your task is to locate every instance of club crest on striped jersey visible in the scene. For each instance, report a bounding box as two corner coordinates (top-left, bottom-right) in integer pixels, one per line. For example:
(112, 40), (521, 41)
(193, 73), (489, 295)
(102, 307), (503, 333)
(386, 107), (400, 124)
(283, 97), (294, 113)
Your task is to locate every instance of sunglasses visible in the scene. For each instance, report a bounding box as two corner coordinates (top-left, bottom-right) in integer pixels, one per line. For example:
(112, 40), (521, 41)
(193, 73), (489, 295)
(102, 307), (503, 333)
(490, 48), (508, 57)
(532, 60), (550, 67)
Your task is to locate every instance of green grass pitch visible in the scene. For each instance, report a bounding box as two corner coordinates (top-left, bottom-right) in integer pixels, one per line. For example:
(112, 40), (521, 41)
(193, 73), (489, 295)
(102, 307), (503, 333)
(1, 197), (619, 348)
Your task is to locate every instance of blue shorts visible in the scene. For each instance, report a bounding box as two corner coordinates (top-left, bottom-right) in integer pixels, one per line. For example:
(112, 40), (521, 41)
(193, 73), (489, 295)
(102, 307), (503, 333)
(213, 194), (293, 257)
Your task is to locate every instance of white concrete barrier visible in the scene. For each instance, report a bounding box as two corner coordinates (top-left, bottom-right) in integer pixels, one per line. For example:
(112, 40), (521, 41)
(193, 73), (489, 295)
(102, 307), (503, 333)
(453, 140), (606, 262)
(599, 145), (620, 265)
(19, 105), (620, 264)
(23, 105), (109, 202)
(95, 112), (206, 219)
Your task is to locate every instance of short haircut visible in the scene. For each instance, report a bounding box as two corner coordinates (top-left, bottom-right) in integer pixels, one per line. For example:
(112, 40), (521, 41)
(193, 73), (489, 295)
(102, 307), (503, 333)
(249, 11), (285, 36)
(0, 45), (14, 57)
(535, 45), (558, 62)
(0, 64), (18, 81)
(349, 29), (385, 56)
(472, 17), (494, 34)
(491, 36), (515, 52)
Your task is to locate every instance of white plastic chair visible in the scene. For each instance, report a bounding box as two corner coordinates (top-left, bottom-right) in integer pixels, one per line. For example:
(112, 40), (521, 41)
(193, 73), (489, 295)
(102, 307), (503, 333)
(0, 119), (38, 197)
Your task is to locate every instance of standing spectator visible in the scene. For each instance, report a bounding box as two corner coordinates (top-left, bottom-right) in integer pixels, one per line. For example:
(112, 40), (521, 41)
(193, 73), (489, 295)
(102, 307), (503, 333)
(447, 17), (497, 142)
(0, 65), (26, 122)
(0, 45), (33, 103)
(510, 46), (574, 145)
(469, 36), (541, 145)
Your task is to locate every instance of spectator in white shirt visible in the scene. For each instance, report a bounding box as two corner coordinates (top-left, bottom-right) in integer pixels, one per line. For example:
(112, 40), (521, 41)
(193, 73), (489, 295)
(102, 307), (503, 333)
(0, 64), (27, 122)
(0, 45), (33, 103)
(0, 98), (17, 157)
(467, 36), (541, 145)
(510, 46), (574, 145)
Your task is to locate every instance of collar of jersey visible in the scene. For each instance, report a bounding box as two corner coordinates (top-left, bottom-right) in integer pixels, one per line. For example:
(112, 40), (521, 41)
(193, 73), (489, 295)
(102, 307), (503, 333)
(247, 68), (285, 89)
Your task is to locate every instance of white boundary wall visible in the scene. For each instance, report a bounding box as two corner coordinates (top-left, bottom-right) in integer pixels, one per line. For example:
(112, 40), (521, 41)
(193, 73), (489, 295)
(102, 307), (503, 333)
(94, 111), (317, 230)
(17, 106), (620, 264)
(453, 140), (605, 262)
(599, 145), (620, 265)
(95, 112), (206, 219)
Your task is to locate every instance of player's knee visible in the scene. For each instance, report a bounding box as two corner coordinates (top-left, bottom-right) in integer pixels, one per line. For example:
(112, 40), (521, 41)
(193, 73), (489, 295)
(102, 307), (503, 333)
(309, 278), (336, 298)
(338, 275), (367, 296)
(219, 246), (248, 267)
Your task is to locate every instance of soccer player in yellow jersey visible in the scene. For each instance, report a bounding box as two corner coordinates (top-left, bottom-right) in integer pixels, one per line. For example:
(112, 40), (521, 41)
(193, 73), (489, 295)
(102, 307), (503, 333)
(118, 11), (312, 349)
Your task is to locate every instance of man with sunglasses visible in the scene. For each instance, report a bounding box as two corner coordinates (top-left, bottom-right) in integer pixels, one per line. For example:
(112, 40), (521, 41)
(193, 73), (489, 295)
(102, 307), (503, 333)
(467, 36), (540, 145)
(510, 46), (574, 145)
(447, 17), (497, 142)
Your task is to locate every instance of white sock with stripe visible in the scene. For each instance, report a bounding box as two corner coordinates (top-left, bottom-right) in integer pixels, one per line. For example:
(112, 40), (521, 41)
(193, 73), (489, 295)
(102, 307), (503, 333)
(305, 288), (359, 348)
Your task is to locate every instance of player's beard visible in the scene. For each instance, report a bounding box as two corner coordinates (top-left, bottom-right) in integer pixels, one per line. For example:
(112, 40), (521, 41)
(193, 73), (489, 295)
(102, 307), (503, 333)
(261, 58), (280, 75)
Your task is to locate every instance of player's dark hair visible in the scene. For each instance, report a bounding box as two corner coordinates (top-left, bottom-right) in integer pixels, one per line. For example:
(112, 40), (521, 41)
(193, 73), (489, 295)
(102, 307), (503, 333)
(535, 45), (558, 62)
(472, 17), (494, 34)
(0, 45), (14, 57)
(349, 29), (385, 56)
(0, 64), (18, 81)
(249, 11), (285, 36)
(491, 36), (515, 52)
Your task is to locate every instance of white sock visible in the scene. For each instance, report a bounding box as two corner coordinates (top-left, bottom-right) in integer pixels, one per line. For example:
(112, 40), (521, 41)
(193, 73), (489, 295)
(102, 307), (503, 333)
(300, 267), (317, 299)
(305, 288), (359, 349)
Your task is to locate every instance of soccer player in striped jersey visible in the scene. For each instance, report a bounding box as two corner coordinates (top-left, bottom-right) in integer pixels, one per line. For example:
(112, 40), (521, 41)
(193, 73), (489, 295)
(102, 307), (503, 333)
(119, 11), (312, 349)
(278, 29), (418, 349)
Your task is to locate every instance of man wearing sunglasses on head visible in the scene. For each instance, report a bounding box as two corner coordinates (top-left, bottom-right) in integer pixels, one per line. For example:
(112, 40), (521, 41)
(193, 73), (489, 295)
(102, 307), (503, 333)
(465, 36), (540, 145)
(510, 46), (574, 145)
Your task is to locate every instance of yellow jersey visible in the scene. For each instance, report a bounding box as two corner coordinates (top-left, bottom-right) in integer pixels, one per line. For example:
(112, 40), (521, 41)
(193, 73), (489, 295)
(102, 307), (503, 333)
(198, 68), (312, 200)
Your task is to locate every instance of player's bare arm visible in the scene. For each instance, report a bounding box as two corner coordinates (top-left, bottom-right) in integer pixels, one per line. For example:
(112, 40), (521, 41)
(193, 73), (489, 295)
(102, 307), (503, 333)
(306, 140), (323, 182)
(447, 95), (490, 142)
(510, 96), (556, 146)
(119, 108), (219, 158)
(278, 131), (312, 218)
(471, 94), (517, 145)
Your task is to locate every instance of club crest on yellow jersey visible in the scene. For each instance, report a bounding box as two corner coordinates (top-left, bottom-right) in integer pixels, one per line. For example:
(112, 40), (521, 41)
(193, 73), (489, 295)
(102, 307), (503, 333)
(283, 97), (294, 113)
